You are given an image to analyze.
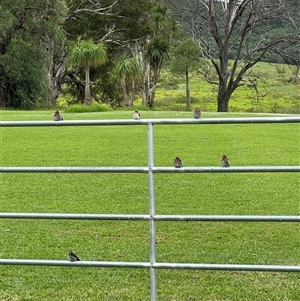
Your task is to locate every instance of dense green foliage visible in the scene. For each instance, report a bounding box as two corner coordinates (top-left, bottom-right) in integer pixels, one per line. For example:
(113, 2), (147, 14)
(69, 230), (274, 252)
(0, 0), (299, 110)
(64, 102), (112, 113)
(0, 39), (47, 109)
(0, 0), (67, 108)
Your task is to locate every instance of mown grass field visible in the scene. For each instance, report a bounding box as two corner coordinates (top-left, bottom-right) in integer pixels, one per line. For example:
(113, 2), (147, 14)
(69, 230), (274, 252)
(0, 110), (300, 300)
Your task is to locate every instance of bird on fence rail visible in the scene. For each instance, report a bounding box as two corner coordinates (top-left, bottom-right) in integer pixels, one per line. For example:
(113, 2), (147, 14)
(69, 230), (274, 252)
(193, 107), (201, 119)
(53, 110), (63, 121)
(133, 110), (140, 120)
(174, 157), (183, 168)
(68, 250), (80, 262)
(221, 155), (230, 167)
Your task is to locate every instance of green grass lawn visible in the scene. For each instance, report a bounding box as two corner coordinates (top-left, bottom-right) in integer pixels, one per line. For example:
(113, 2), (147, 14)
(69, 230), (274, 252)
(0, 110), (299, 300)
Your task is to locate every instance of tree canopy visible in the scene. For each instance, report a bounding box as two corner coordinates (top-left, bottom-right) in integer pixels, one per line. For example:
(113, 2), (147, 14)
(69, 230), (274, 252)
(69, 38), (107, 104)
(0, 0), (299, 110)
(170, 0), (300, 111)
(170, 38), (201, 110)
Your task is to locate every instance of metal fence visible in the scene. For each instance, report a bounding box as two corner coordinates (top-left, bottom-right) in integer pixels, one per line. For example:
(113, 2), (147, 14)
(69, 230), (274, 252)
(1, 116), (300, 300)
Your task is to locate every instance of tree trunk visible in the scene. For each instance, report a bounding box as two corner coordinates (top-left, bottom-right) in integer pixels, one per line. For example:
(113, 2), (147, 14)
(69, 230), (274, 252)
(48, 58), (63, 106)
(129, 78), (135, 107)
(185, 65), (191, 111)
(121, 77), (129, 107)
(147, 62), (161, 109)
(142, 63), (150, 105)
(148, 84), (156, 109)
(43, 34), (61, 107)
(84, 65), (91, 105)
(217, 83), (231, 112)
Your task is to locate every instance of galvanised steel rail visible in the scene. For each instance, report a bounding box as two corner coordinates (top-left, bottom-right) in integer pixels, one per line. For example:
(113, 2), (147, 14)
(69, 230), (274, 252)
(0, 212), (299, 222)
(0, 259), (299, 272)
(1, 116), (300, 127)
(1, 117), (300, 301)
(1, 166), (299, 173)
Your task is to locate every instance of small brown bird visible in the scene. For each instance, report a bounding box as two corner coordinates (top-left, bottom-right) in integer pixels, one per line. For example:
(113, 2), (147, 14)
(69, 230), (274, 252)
(193, 108), (201, 119)
(68, 250), (80, 262)
(221, 155), (230, 167)
(174, 157), (183, 168)
(53, 110), (63, 121)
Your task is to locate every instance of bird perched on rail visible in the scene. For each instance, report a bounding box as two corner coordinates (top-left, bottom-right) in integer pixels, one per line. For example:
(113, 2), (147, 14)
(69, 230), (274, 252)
(221, 155), (230, 167)
(174, 157), (183, 168)
(68, 250), (80, 262)
(193, 107), (201, 119)
(53, 110), (63, 121)
(133, 110), (140, 120)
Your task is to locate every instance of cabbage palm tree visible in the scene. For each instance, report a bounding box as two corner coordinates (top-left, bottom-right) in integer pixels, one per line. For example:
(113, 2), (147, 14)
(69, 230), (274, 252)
(70, 38), (107, 105)
(114, 55), (142, 107)
(145, 37), (170, 108)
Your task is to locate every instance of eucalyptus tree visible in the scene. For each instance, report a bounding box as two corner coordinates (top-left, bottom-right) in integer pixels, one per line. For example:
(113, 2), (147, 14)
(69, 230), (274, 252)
(175, 0), (300, 112)
(69, 38), (107, 104)
(37, 0), (68, 106)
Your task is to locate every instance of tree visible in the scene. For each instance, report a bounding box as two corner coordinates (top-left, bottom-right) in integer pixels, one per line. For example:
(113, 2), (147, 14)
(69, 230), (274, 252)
(175, 0), (300, 112)
(0, 0), (155, 108)
(170, 37), (200, 110)
(0, 0), (66, 108)
(140, 3), (177, 108)
(69, 38), (107, 105)
(62, 0), (157, 106)
(0, 39), (47, 109)
(114, 55), (143, 107)
(39, 0), (68, 106)
(145, 38), (170, 108)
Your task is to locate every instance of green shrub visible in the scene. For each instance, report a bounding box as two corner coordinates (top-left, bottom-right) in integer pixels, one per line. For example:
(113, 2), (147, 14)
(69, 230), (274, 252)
(64, 103), (113, 113)
(269, 102), (283, 113)
(130, 104), (151, 111)
(287, 103), (300, 114)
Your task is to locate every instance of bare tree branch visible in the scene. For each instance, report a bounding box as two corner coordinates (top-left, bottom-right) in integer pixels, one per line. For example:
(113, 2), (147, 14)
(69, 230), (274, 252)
(177, 0), (300, 111)
(66, 0), (120, 21)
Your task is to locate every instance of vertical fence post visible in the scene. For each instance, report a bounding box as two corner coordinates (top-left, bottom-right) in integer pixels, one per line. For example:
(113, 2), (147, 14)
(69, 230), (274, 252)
(148, 122), (157, 301)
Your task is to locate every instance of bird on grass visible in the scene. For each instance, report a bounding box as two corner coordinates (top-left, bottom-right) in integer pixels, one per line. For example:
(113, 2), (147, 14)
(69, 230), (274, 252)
(221, 155), (230, 167)
(68, 250), (80, 262)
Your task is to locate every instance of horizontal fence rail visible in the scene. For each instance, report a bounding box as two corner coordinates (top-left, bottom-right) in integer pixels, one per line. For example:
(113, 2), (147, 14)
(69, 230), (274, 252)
(0, 259), (299, 272)
(0, 212), (299, 222)
(1, 166), (300, 173)
(1, 116), (300, 127)
(1, 117), (299, 301)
